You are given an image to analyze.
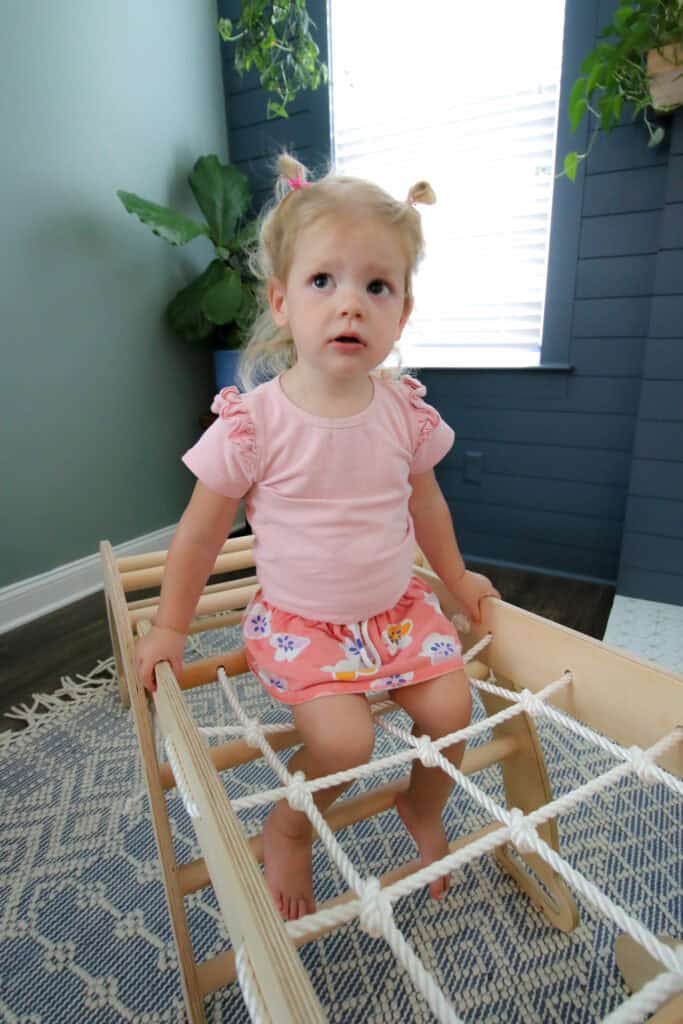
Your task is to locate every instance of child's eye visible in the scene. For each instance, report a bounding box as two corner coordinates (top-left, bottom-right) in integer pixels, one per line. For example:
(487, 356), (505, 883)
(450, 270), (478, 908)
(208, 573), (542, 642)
(312, 273), (330, 289)
(368, 279), (390, 296)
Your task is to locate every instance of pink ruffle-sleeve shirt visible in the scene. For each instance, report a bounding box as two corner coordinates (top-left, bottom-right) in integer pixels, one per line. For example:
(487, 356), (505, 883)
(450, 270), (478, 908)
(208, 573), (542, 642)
(182, 374), (454, 624)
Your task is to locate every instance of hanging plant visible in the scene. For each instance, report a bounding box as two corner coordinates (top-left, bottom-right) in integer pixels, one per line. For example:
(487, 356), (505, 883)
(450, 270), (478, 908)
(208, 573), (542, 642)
(218, 1), (328, 119)
(563, 0), (683, 181)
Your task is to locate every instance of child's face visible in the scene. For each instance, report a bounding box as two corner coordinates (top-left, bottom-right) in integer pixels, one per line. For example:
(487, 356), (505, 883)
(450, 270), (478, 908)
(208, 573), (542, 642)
(268, 215), (413, 381)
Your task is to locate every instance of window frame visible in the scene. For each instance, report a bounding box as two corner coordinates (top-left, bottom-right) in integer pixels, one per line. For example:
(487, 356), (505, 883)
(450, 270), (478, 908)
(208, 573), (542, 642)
(324, 0), (597, 372)
(538, 0), (596, 371)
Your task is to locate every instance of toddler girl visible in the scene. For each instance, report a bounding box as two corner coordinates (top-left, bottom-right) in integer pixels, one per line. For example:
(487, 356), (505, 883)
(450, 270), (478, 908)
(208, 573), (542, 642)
(136, 153), (500, 921)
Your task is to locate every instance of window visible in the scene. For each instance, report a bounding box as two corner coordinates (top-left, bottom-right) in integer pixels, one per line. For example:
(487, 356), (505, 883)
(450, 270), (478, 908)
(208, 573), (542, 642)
(329, 1), (567, 369)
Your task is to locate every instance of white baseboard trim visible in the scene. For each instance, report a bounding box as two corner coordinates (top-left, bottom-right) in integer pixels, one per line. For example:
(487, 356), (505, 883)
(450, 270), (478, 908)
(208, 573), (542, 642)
(0, 525), (177, 635)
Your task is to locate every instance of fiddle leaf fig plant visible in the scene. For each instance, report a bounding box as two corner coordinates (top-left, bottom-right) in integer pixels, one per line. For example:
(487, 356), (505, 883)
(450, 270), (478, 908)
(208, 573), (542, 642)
(563, 0), (683, 181)
(117, 156), (257, 349)
(217, 0), (328, 118)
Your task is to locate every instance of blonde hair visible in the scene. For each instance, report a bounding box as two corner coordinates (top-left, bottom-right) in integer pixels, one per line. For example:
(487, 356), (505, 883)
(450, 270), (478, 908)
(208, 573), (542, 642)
(238, 153), (436, 391)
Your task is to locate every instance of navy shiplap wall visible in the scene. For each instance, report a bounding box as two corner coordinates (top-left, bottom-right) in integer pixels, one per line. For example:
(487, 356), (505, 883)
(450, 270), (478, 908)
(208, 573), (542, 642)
(617, 112), (683, 604)
(216, 2), (682, 603)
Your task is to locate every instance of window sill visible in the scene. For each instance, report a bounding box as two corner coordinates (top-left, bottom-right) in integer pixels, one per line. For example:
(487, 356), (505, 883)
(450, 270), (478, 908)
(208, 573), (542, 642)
(408, 362), (574, 374)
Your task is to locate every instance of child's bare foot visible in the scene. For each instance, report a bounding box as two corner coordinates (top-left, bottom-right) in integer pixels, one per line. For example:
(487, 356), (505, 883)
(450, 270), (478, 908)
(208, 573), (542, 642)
(395, 792), (450, 899)
(262, 807), (315, 920)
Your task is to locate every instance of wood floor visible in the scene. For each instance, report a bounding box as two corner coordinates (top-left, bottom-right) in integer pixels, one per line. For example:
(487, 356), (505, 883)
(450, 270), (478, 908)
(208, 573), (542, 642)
(1, 562), (615, 733)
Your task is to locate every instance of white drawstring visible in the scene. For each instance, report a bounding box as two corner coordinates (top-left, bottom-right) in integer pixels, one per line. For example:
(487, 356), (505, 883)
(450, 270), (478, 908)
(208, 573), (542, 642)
(347, 621), (382, 672)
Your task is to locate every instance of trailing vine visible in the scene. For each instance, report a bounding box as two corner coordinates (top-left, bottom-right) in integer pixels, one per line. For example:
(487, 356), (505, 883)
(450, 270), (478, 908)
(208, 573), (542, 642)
(564, 0), (683, 180)
(218, 1), (328, 118)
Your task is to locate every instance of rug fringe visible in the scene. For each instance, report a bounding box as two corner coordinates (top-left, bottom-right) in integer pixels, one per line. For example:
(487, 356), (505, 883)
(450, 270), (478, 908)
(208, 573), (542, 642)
(2, 657), (117, 742)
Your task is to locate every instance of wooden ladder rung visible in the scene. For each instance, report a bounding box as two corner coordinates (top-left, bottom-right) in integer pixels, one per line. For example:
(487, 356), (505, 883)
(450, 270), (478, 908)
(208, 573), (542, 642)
(174, 736), (519, 895)
(195, 822), (502, 996)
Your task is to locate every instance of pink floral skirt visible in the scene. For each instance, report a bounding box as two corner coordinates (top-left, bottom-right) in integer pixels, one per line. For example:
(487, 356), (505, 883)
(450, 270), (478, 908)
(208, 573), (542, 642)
(242, 576), (464, 705)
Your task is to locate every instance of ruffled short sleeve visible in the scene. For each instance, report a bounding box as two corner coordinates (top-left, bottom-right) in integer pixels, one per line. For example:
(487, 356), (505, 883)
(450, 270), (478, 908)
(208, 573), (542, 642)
(400, 375), (455, 475)
(182, 387), (258, 498)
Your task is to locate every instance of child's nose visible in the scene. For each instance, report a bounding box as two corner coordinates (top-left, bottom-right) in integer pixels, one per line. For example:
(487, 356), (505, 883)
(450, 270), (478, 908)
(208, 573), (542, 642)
(338, 286), (364, 318)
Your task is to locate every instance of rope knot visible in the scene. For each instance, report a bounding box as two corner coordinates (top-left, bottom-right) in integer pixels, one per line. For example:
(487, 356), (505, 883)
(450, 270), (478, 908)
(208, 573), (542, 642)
(415, 734), (439, 768)
(242, 717), (262, 749)
(627, 745), (658, 785)
(286, 771), (309, 812)
(519, 689), (545, 717)
(507, 807), (537, 854)
(358, 877), (393, 939)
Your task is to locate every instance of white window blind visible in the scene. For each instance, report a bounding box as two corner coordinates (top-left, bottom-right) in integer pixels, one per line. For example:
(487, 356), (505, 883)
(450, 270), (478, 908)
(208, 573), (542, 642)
(329, 1), (566, 368)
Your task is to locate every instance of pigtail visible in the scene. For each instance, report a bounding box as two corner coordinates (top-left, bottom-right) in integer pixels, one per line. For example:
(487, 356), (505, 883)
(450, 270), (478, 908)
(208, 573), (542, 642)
(406, 180), (436, 206)
(275, 153), (311, 201)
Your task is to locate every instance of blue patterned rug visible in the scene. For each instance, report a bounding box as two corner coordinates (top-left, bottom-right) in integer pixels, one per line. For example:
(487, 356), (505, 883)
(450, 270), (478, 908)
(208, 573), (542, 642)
(1, 625), (681, 1023)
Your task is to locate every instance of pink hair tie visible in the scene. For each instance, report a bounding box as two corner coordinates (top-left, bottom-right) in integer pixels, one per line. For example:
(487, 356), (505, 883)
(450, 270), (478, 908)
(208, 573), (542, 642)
(287, 176), (310, 191)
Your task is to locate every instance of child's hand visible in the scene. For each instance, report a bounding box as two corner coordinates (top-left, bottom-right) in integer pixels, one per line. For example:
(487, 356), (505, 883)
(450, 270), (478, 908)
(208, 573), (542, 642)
(135, 625), (186, 693)
(450, 570), (500, 625)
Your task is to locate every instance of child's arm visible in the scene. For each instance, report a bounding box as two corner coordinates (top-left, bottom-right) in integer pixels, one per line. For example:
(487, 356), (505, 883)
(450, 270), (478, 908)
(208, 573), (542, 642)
(135, 482), (241, 691)
(409, 469), (500, 623)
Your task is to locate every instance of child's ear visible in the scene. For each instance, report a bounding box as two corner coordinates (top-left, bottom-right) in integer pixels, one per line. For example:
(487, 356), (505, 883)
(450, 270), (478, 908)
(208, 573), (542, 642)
(268, 278), (288, 327)
(398, 295), (414, 335)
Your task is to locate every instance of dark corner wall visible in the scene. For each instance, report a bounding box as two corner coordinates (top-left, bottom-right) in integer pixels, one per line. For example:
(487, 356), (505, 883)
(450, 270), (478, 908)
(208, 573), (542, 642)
(217, 0), (682, 606)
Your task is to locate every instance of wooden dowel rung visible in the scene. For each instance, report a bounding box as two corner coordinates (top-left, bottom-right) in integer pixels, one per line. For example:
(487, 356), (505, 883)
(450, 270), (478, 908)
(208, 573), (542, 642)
(126, 574), (257, 611)
(195, 821), (502, 996)
(128, 608), (245, 635)
(203, 575), (258, 596)
(129, 584), (257, 628)
(161, 696), (518, 789)
(187, 611), (245, 635)
(170, 736), (519, 892)
(121, 549), (255, 594)
(196, 949), (238, 998)
(160, 723), (294, 790)
(116, 534), (254, 573)
(177, 857), (211, 895)
(162, 697), (394, 788)
(179, 650), (250, 691)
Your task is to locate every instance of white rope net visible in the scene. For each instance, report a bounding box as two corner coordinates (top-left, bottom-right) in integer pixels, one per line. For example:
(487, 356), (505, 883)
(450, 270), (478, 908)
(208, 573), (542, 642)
(168, 632), (682, 1024)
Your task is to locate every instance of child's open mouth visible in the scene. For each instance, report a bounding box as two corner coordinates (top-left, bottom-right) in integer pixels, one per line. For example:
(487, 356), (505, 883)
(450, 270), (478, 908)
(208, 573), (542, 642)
(332, 335), (364, 346)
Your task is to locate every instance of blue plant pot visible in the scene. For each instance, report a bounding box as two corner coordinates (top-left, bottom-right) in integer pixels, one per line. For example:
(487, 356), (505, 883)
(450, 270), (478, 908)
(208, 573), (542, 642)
(212, 349), (241, 392)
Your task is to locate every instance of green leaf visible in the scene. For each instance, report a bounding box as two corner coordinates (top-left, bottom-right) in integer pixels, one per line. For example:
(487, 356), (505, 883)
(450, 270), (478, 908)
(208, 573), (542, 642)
(614, 6), (636, 33)
(648, 125), (666, 147)
(569, 78), (588, 132)
(166, 260), (225, 343)
(585, 61), (605, 96)
(116, 191), (208, 246)
(202, 267), (244, 324)
(564, 152), (580, 182)
(613, 93), (624, 123)
(267, 100), (290, 119)
(598, 93), (617, 132)
(188, 156), (251, 249)
(216, 18), (234, 41)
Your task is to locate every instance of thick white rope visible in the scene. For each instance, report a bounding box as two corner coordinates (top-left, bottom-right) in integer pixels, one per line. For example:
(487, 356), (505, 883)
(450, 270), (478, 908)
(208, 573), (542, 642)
(218, 668), (465, 1022)
(235, 945), (268, 1024)
(469, 674), (683, 798)
(229, 670), (572, 814)
(601, 948), (683, 1024)
(164, 631), (682, 1024)
(200, 720), (293, 740)
(164, 737), (200, 819)
(374, 708), (683, 977)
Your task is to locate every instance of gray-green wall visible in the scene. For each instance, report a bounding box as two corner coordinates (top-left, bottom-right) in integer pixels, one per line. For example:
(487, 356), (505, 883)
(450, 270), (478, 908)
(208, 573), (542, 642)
(1, 3), (228, 588)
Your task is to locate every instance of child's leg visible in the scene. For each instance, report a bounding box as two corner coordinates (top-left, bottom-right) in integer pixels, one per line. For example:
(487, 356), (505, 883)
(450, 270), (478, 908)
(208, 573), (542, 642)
(391, 670), (472, 899)
(263, 692), (375, 921)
